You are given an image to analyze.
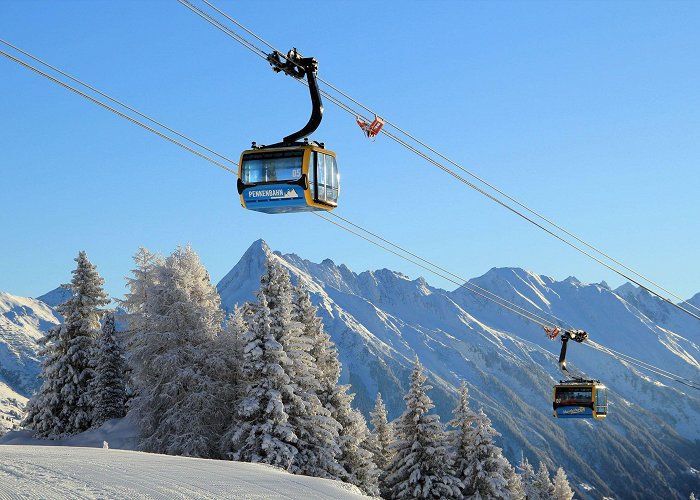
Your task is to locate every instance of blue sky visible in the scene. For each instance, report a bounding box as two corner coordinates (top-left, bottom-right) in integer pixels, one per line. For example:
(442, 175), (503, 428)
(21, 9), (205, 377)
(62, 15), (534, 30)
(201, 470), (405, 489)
(1, 0), (699, 301)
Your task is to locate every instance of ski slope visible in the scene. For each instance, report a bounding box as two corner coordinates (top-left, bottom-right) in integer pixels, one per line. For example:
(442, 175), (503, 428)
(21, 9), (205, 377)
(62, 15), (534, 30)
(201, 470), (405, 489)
(0, 445), (367, 499)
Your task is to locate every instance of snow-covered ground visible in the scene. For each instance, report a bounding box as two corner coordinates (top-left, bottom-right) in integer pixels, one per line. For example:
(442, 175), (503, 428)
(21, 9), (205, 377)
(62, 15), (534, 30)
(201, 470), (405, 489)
(0, 445), (367, 499)
(0, 415), (366, 499)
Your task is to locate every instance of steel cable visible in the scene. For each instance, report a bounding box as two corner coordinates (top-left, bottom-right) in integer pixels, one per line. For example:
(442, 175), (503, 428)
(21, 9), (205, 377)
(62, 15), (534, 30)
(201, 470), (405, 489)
(178, 0), (700, 322)
(4, 40), (698, 391)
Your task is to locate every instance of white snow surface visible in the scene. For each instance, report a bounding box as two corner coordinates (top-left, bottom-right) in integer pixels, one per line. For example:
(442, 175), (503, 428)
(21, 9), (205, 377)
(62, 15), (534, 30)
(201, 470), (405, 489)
(0, 413), (139, 449)
(0, 414), (365, 498)
(0, 445), (366, 499)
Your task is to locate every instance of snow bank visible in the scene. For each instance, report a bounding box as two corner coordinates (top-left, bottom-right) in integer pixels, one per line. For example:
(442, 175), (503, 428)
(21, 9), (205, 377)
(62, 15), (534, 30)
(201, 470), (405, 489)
(0, 445), (367, 498)
(0, 413), (138, 450)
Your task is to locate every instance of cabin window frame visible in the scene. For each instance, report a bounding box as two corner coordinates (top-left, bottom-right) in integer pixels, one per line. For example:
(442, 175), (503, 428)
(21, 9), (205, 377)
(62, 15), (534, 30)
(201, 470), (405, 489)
(241, 150), (304, 185)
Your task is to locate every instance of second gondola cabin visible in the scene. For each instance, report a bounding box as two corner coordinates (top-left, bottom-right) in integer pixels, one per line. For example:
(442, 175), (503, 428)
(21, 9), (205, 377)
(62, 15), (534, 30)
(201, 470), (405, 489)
(237, 143), (339, 214)
(553, 380), (607, 419)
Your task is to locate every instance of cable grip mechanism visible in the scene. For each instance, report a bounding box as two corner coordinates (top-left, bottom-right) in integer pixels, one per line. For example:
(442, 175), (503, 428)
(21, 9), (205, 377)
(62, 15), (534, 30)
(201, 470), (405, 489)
(266, 48), (323, 145)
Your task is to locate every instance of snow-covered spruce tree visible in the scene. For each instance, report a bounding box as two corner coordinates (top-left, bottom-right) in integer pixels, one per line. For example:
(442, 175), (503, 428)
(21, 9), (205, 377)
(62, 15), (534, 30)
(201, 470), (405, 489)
(128, 245), (225, 457)
(293, 281), (379, 494)
(690, 492), (697, 500)
(385, 357), (462, 499)
(91, 312), (127, 426)
(330, 386), (380, 496)
(518, 456), (538, 500)
(506, 462), (526, 500)
(23, 251), (109, 438)
(459, 407), (511, 499)
(370, 391), (394, 496)
(369, 392), (394, 468)
(449, 381), (479, 495)
(534, 462), (556, 499)
(289, 281), (347, 482)
(302, 281), (342, 407)
(226, 288), (299, 468)
(552, 466), (574, 500)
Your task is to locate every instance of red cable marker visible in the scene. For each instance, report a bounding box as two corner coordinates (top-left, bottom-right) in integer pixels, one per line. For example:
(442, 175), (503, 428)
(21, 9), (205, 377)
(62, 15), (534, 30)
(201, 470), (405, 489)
(544, 326), (561, 340)
(356, 115), (384, 140)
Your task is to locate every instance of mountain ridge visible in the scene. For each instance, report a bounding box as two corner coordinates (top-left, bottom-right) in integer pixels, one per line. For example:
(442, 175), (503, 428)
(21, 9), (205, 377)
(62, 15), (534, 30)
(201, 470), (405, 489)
(216, 240), (700, 499)
(2, 241), (699, 497)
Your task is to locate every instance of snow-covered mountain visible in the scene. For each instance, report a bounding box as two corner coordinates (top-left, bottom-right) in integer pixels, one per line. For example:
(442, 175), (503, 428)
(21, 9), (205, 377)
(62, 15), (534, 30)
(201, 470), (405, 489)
(0, 380), (27, 434)
(218, 240), (700, 499)
(2, 241), (699, 497)
(36, 286), (72, 308)
(0, 293), (61, 434)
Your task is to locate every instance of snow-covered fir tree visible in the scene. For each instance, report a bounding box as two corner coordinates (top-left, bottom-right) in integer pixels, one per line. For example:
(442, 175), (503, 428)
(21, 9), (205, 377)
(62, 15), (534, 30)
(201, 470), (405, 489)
(329, 385), (380, 496)
(127, 245), (225, 458)
(23, 251), (109, 438)
(385, 357), (462, 499)
(506, 462), (526, 500)
(226, 288), (299, 468)
(291, 280), (378, 494)
(534, 462), (556, 499)
(303, 282), (342, 406)
(370, 392), (394, 497)
(449, 381), (479, 495)
(369, 392), (394, 469)
(91, 312), (127, 426)
(227, 261), (374, 488)
(459, 407), (511, 499)
(552, 467), (574, 500)
(690, 492), (696, 500)
(289, 281), (346, 482)
(518, 456), (538, 500)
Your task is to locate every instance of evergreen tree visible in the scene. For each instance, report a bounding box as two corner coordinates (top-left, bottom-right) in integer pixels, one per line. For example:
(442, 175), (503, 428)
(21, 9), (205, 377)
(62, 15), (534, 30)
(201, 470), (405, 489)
(449, 381), (479, 495)
(460, 408), (511, 499)
(23, 251), (109, 438)
(128, 245), (224, 457)
(506, 462), (526, 500)
(552, 467), (574, 500)
(330, 385), (380, 496)
(92, 312), (127, 426)
(302, 282), (341, 407)
(534, 462), (556, 500)
(690, 492), (696, 500)
(370, 392), (394, 497)
(218, 306), (247, 403)
(292, 281), (378, 494)
(385, 357), (462, 499)
(228, 290), (299, 468)
(289, 281), (346, 482)
(370, 392), (393, 469)
(518, 456), (538, 500)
